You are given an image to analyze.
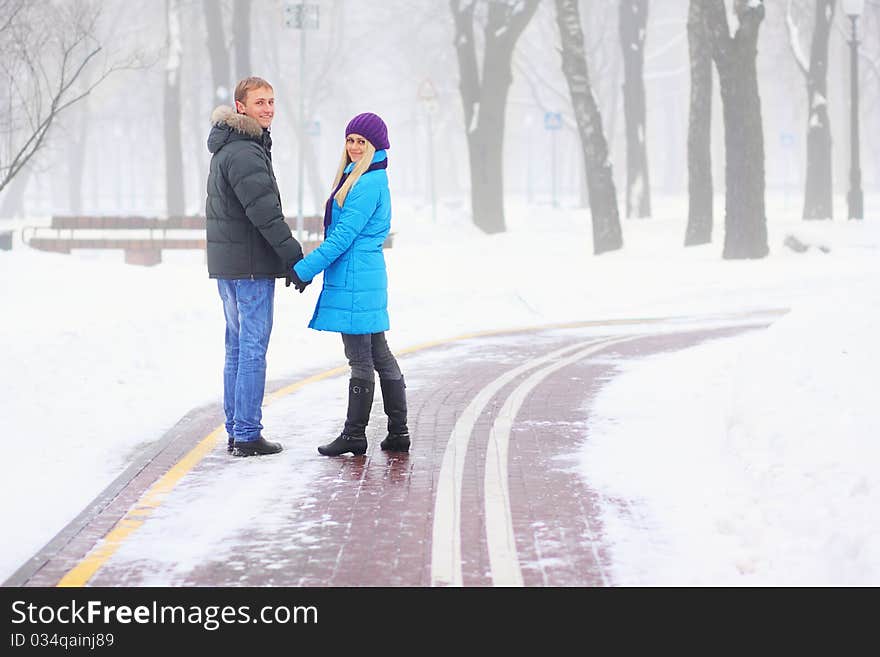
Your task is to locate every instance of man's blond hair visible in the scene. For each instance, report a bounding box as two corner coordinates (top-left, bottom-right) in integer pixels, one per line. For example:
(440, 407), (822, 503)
(234, 76), (273, 105)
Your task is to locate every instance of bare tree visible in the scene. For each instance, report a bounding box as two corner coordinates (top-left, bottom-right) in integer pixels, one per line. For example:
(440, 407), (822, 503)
(450, 0), (540, 234)
(555, 0), (622, 254)
(786, 0), (835, 219)
(685, 0), (714, 246)
(513, 1), (620, 210)
(234, 0), (252, 81)
(861, 0), (880, 185)
(66, 97), (90, 215)
(260, 0), (350, 217)
(0, 166), (29, 218)
(165, 0), (185, 217)
(204, 0), (232, 106)
(705, 0), (769, 259)
(860, 0), (880, 86)
(619, 0), (652, 218)
(830, 0), (879, 201)
(0, 0), (139, 195)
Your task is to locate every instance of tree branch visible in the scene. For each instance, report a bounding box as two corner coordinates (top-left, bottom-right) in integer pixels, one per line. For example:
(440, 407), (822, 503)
(0, 1), (140, 194)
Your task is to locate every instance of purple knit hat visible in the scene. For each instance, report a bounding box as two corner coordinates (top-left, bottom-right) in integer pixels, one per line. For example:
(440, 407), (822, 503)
(345, 112), (390, 150)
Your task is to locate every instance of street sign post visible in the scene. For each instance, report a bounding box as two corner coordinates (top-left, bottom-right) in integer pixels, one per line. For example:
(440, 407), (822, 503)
(419, 79), (438, 223)
(284, 3), (319, 242)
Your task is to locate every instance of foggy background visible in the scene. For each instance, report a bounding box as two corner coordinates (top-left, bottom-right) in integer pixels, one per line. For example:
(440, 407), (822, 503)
(0, 0), (877, 226)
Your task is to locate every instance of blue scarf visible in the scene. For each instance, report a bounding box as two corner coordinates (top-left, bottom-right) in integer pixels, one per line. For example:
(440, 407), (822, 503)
(323, 157), (388, 237)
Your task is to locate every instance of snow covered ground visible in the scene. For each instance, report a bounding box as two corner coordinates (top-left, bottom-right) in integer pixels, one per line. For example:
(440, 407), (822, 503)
(1, 193), (878, 585)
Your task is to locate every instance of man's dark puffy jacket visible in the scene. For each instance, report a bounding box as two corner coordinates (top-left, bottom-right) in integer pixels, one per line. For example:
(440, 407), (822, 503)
(205, 106), (302, 279)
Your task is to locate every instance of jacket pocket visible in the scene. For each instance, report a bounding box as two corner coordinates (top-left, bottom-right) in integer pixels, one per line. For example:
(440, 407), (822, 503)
(324, 256), (349, 288)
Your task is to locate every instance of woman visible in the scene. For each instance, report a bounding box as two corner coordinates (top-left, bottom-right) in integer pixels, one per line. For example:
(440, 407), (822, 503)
(289, 112), (410, 457)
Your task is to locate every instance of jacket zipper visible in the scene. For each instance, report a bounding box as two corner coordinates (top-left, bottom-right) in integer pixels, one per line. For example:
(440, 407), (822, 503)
(248, 227), (254, 279)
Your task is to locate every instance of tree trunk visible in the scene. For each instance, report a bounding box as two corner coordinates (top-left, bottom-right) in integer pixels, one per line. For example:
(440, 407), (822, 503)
(450, 0), (540, 234)
(61, 90), (91, 215)
(67, 110), (89, 214)
(619, 0), (651, 218)
(0, 166), (30, 219)
(203, 0), (231, 105)
(555, 0), (623, 254)
(575, 0), (591, 211)
(275, 89), (325, 219)
(705, 0), (768, 259)
(685, 0), (713, 246)
(165, 0), (186, 217)
(604, 20), (622, 155)
(578, 155), (589, 209)
(303, 133), (325, 218)
(233, 0), (252, 82)
(803, 0), (834, 219)
(469, 54), (509, 235)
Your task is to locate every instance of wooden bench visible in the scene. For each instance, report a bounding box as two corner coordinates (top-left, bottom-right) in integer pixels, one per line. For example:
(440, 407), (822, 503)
(22, 214), (395, 266)
(48, 215), (208, 230)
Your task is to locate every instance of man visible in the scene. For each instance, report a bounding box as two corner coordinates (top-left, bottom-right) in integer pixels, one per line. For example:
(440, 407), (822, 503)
(205, 76), (306, 457)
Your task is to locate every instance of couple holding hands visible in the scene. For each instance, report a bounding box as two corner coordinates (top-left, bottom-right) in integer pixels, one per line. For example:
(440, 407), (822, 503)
(205, 76), (409, 459)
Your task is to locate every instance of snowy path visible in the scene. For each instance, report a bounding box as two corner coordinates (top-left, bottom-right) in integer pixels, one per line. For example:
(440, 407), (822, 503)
(12, 313), (779, 587)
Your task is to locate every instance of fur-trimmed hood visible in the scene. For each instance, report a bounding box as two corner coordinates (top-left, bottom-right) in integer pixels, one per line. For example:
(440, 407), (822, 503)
(207, 105), (268, 154)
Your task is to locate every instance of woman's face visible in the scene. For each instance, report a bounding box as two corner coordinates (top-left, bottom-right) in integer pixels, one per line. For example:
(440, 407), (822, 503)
(346, 134), (368, 162)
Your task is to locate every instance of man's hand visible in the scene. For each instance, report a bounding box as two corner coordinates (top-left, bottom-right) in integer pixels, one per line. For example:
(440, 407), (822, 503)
(286, 268), (310, 293)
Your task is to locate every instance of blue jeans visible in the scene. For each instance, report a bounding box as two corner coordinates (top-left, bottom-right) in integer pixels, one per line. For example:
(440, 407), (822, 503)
(217, 278), (275, 442)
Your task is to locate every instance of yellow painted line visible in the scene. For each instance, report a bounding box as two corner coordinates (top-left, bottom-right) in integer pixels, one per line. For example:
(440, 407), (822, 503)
(264, 365), (349, 403)
(397, 319), (648, 355)
(396, 309), (787, 355)
(57, 310), (784, 586)
(265, 316), (705, 399)
(58, 426), (225, 587)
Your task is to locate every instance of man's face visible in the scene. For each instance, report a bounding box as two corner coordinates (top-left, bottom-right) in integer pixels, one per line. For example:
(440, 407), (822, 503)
(235, 86), (275, 129)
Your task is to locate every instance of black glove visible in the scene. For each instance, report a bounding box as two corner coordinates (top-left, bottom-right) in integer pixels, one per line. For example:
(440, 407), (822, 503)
(286, 268), (310, 293)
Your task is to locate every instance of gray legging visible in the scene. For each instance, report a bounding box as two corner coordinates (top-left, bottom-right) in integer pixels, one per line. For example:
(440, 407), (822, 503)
(341, 332), (402, 382)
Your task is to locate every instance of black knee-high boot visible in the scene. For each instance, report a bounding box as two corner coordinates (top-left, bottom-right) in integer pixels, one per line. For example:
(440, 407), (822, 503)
(379, 376), (410, 452)
(318, 378), (373, 456)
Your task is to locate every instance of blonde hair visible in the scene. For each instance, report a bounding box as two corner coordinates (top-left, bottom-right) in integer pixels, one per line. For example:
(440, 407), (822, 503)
(234, 76), (273, 105)
(332, 140), (377, 207)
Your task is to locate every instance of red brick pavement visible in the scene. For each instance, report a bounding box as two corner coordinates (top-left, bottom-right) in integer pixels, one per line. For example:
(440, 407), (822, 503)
(16, 320), (772, 587)
(506, 326), (761, 586)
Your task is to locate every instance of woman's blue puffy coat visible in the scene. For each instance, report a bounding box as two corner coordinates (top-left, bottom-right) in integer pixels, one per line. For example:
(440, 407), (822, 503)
(293, 150), (391, 334)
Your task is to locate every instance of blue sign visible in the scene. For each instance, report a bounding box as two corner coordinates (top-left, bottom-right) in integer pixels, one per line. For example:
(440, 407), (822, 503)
(780, 131), (795, 147)
(284, 3), (319, 29)
(544, 112), (562, 131)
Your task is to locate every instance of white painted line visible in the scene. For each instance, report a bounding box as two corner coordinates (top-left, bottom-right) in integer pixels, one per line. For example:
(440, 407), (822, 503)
(430, 337), (620, 587)
(484, 336), (636, 587)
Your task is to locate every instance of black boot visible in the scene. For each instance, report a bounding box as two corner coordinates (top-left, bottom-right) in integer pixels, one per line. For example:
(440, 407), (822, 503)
(318, 378), (373, 456)
(232, 435), (283, 457)
(380, 376), (410, 452)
